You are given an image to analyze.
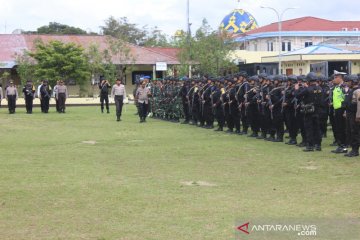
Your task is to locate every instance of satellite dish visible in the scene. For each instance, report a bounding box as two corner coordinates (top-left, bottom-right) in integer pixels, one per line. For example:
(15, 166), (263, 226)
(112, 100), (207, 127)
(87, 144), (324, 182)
(12, 29), (24, 34)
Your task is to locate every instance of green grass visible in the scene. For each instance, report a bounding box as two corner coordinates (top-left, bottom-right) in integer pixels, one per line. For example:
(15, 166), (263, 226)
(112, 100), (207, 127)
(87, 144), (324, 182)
(0, 105), (359, 240)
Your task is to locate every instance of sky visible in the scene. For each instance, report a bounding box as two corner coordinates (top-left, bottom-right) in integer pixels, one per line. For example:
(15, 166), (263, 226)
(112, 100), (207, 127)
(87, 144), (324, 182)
(0, 0), (359, 35)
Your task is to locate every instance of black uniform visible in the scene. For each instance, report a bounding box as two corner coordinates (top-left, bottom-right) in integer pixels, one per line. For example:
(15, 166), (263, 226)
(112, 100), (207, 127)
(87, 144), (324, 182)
(179, 83), (190, 123)
(295, 83), (323, 151)
(213, 86), (225, 131)
(343, 82), (360, 156)
(22, 82), (35, 114)
(99, 81), (111, 113)
(40, 83), (52, 113)
(269, 86), (284, 142)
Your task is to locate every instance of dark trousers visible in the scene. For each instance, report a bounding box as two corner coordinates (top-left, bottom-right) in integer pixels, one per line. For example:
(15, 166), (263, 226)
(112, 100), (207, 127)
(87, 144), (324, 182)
(58, 93), (66, 112)
(347, 112), (360, 152)
(329, 107), (336, 141)
(43, 97), (50, 113)
(191, 103), (199, 123)
(100, 94), (109, 111)
(25, 96), (33, 113)
(230, 103), (240, 131)
(272, 111), (284, 139)
(248, 105), (260, 133)
(204, 102), (214, 126)
(114, 95), (123, 118)
(40, 98), (44, 112)
(7, 95), (16, 112)
(215, 107), (225, 128)
(55, 99), (60, 112)
(182, 100), (190, 121)
(334, 108), (346, 146)
(240, 104), (248, 132)
(304, 113), (321, 147)
(284, 107), (297, 139)
(295, 111), (306, 143)
(139, 102), (148, 119)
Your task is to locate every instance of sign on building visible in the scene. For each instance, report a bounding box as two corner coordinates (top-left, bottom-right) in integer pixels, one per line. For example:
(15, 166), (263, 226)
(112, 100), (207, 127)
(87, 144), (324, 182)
(156, 62), (167, 71)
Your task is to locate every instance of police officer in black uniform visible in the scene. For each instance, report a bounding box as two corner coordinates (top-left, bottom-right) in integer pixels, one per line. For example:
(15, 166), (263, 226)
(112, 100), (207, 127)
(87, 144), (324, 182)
(343, 75), (360, 157)
(283, 75), (298, 145)
(99, 76), (111, 113)
(40, 80), (52, 113)
(179, 78), (190, 124)
(295, 72), (323, 152)
(22, 80), (35, 114)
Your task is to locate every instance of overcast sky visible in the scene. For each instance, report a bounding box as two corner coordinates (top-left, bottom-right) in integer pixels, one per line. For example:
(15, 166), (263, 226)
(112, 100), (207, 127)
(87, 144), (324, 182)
(0, 0), (359, 35)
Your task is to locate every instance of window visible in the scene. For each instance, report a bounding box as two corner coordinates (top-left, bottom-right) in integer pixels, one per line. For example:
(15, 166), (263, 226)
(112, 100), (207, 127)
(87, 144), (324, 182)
(353, 28), (359, 31)
(305, 41), (313, 47)
(282, 41), (291, 51)
(342, 27), (348, 31)
(267, 42), (274, 51)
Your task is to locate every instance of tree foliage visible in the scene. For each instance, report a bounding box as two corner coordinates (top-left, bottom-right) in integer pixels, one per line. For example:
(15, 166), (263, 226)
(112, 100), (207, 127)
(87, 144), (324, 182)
(24, 22), (89, 35)
(14, 51), (36, 84)
(178, 19), (237, 77)
(29, 40), (90, 91)
(101, 17), (147, 45)
(101, 16), (171, 47)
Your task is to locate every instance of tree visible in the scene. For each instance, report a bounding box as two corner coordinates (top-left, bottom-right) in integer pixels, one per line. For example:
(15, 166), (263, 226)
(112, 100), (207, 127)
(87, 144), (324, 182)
(14, 51), (36, 84)
(86, 43), (105, 84)
(142, 26), (170, 47)
(104, 36), (137, 82)
(29, 40), (90, 95)
(24, 22), (88, 35)
(178, 18), (237, 76)
(101, 16), (146, 45)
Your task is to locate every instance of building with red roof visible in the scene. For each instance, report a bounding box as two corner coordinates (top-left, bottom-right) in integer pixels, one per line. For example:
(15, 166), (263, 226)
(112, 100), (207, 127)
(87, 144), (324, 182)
(0, 34), (182, 94)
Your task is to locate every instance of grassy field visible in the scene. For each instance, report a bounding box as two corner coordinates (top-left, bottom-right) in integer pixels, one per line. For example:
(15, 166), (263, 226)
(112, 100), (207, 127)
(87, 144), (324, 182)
(0, 105), (359, 240)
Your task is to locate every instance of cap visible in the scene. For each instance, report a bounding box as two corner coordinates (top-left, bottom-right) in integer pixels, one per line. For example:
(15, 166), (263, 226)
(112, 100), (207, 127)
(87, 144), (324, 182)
(347, 74), (359, 83)
(238, 71), (248, 78)
(287, 75), (298, 82)
(144, 76), (151, 79)
(334, 70), (347, 76)
(273, 75), (283, 81)
(258, 73), (268, 79)
(306, 72), (318, 82)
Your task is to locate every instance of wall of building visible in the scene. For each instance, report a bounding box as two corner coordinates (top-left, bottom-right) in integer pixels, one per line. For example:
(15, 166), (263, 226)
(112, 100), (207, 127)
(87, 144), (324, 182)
(245, 36), (360, 52)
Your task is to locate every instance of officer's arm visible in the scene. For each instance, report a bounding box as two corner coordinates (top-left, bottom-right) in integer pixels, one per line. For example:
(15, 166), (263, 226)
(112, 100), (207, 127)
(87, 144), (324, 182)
(355, 90), (360, 121)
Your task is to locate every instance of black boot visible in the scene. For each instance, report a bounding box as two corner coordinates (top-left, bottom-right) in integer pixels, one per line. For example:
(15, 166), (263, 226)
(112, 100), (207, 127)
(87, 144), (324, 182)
(226, 129), (234, 134)
(214, 127), (223, 132)
(314, 144), (322, 151)
(107, 109), (110, 114)
(101, 108), (104, 113)
(303, 146), (314, 152)
(344, 149), (359, 157)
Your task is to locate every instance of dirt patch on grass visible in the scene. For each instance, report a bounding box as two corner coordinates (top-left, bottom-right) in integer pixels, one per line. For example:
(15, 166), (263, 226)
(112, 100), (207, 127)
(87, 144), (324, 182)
(299, 166), (319, 170)
(82, 140), (97, 145)
(180, 181), (217, 187)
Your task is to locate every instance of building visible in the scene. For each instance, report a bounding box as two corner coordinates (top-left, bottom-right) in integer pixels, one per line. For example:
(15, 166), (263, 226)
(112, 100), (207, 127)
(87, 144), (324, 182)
(0, 34), (181, 95)
(229, 16), (360, 76)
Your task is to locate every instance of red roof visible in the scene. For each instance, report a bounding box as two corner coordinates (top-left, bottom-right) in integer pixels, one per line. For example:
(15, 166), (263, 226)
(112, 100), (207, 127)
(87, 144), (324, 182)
(0, 34), (181, 66)
(239, 17), (360, 35)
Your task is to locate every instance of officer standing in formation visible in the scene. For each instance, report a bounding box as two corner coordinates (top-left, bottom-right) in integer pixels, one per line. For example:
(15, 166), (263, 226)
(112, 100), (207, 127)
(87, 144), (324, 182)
(0, 83), (3, 107)
(135, 79), (151, 123)
(22, 80), (35, 114)
(99, 76), (111, 114)
(111, 78), (126, 121)
(40, 80), (52, 113)
(5, 81), (18, 114)
(56, 80), (68, 113)
(149, 71), (360, 157)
